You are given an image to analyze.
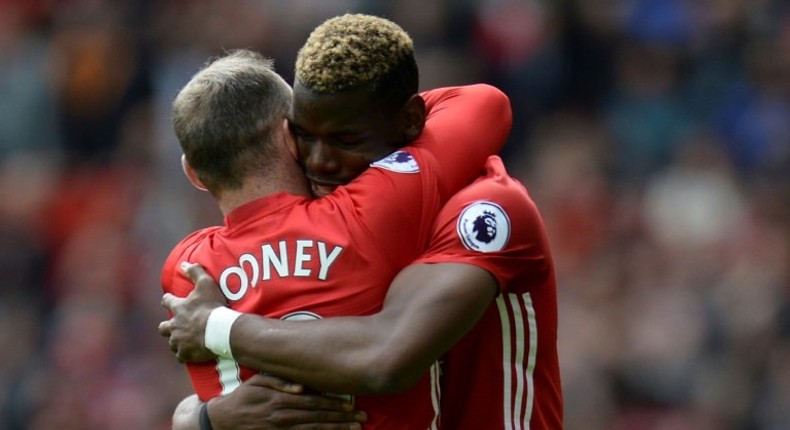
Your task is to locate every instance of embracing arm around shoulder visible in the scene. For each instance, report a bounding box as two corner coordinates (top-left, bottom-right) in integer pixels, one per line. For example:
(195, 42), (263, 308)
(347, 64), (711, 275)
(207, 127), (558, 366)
(419, 84), (513, 195)
(230, 262), (497, 394)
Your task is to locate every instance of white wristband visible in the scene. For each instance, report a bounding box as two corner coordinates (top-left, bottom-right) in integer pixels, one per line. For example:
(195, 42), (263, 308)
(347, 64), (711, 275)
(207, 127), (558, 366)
(204, 307), (242, 359)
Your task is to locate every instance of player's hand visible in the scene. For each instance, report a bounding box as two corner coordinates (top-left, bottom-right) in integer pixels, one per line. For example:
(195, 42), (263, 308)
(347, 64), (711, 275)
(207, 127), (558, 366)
(159, 262), (228, 362)
(209, 374), (367, 430)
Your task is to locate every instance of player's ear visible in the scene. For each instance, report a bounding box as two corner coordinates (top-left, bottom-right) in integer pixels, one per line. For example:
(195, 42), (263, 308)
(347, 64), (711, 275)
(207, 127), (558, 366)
(282, 119), (299, 161)
(181, 154), (208, 192)
(401, 94), (426, 142)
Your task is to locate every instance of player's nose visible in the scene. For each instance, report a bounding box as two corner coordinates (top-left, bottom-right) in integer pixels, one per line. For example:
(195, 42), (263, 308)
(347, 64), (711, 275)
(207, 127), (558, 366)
(304, 140), (341, 174)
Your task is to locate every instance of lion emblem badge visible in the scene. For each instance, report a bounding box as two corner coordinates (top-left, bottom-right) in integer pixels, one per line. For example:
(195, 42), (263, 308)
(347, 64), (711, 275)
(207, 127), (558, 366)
(457, 201), (510, 252)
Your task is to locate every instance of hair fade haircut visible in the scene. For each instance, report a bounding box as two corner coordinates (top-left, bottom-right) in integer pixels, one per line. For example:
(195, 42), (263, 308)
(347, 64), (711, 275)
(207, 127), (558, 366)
(172, 49), (292, 194)
(295, 14), (418, 110)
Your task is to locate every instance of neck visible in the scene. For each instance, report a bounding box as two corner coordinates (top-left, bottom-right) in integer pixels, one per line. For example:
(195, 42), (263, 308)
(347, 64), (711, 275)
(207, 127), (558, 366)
(216, 162), (311, 217)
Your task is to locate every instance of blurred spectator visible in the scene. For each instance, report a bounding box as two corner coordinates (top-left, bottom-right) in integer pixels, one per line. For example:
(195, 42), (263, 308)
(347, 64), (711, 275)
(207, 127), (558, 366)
(0, 1), (60, 158)
(48, 1), (152, 166)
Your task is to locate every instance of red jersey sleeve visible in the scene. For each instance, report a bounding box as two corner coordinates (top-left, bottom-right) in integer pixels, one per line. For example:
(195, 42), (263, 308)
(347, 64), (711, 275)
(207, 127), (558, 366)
(320, 146), (443, 270)
(161, 227), (232, 401)
(414, 156), (553, 293)
(312, 85), (512, 270)
(415, 84), (512, 198)
(160, 228), (221, 298)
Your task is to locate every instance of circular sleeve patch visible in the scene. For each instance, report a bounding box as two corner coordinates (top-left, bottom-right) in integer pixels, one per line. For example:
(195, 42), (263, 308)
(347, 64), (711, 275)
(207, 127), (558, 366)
(456, 201), (511, 252)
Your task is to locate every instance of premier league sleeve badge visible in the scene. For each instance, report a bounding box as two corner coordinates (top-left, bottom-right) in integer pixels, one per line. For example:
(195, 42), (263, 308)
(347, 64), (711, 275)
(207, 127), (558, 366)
(456, 201), (511, 252)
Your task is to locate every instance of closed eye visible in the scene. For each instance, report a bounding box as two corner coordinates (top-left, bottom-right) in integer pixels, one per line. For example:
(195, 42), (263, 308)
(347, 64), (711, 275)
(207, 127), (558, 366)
(289, 124), (316, 142)
(332, 136), (363, 148)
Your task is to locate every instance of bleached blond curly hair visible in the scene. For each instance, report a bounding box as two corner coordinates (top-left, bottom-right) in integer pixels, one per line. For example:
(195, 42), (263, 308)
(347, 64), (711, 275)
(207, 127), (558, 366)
(295, 14), (416, 94)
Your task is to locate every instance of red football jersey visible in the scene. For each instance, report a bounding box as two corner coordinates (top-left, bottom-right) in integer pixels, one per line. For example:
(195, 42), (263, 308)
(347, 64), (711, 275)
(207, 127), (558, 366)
(416, 156), (563, 430)
(162, 86), (512, 429)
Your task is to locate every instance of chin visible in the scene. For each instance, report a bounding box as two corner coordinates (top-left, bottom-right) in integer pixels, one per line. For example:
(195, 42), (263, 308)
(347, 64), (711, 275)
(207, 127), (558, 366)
(311, 183), (337, 198)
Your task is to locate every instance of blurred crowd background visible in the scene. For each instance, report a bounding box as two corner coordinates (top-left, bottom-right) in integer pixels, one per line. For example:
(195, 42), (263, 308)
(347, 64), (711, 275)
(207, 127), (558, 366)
(0, 0), (788, 429)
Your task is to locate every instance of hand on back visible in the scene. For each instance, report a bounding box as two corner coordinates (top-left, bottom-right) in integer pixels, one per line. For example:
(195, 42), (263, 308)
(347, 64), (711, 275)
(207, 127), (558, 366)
(209, 374), (366, 430)
(159, 262), (228, 362)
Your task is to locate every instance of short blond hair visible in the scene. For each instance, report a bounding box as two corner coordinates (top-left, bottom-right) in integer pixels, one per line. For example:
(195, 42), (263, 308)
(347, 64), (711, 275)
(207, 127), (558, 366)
(172, 49), (292, 193)
(296, 14), (416, 95)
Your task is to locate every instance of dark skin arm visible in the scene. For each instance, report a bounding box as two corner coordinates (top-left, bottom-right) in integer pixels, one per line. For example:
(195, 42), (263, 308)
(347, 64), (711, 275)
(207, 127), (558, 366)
(172, 374), (366, 430)
(161, 262), (497, 394)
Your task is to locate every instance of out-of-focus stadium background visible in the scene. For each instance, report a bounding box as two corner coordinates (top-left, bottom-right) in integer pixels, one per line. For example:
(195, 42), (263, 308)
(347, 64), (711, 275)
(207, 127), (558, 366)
(0, 0), (787, 429)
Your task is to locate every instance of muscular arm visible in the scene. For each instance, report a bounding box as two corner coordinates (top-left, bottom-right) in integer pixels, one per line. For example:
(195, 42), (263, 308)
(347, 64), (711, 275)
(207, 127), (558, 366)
(227, 263), (496, 394)
(163, 262), (497, 394)
(419, 84), (512, 196)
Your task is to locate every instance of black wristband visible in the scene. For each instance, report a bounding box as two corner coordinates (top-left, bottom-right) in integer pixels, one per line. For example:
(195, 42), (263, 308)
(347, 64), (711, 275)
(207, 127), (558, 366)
(199, 401), (214, 430)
